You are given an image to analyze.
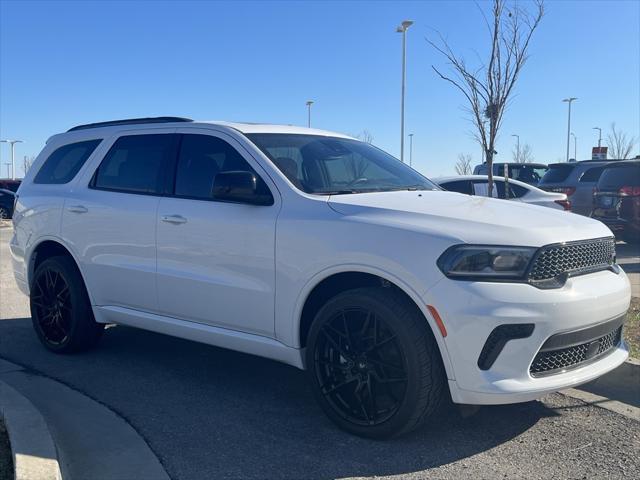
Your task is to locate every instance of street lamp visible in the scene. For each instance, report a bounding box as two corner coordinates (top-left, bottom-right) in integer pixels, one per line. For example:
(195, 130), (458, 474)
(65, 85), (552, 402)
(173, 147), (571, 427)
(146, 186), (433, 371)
(593, 126), (602, 148)
(511, 134), (520, 161)
(0, 139), (23, 180)
(570, 132), (577, 161)
(408, 133), (414, 167)
(396, 19), (413, 163)
(562, 97), (577, 162)
(305, 101), (314, 128)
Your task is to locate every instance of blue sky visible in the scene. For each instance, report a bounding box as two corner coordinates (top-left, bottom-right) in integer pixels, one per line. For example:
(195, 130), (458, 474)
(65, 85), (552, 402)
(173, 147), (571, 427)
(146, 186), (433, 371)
(1, 0), (638, 178)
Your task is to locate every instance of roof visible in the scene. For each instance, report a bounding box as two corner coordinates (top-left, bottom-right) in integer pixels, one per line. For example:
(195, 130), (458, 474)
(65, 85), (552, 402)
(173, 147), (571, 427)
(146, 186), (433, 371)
(62, 117), (354, 139)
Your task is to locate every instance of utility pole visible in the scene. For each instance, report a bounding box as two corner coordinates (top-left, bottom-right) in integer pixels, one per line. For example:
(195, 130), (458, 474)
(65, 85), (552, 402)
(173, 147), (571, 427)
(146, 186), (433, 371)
(408, 133), (414, 167)
(562, 97), (577, 162)
(306, 100), (314, 128)
(396, 20), (413, 163)
(593, 127), (602, 148)
(0, 139), (24, 179)
(511, 134), (520, 162)
(571, 132), (577, 161)
(4, 163), (11, 178)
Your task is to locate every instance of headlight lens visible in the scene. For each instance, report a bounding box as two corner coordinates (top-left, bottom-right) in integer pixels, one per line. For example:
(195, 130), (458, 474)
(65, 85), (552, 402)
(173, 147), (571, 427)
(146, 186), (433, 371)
(437, 245), (536, 281)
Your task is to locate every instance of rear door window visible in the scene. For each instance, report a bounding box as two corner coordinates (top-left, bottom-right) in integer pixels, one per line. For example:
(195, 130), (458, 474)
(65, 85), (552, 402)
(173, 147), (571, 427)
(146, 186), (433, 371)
(540, 164), (575, 184)
(472, 181), (498, 197)
(440, 180), (473, 195)
(92, 134), (178, 194)
(34, 139), (102, 184)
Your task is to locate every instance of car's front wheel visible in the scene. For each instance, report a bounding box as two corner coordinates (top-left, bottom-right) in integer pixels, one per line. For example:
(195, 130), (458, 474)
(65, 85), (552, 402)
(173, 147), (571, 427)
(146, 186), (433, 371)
(30, 256), (104, 353)
(306, 287), (446, 439)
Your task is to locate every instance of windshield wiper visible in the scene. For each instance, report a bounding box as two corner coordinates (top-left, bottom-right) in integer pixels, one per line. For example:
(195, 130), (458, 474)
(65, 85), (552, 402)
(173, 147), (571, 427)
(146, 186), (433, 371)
(314, 190), (360, 195)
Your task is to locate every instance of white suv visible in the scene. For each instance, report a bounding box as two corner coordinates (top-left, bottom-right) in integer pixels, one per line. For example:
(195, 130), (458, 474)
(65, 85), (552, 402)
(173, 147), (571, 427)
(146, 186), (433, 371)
(11, 117), (631, 438)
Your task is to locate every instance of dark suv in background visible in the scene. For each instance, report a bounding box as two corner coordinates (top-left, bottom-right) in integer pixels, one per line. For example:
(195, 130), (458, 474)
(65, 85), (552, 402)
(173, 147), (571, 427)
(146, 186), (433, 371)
(539, 161), (614, 216)
(592, 161), (640, 243)
(472, 162), (548, 185)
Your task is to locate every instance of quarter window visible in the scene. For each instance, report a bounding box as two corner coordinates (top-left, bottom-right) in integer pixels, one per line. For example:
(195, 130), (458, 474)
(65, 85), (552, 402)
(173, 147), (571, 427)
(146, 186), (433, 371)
(34, 139), (102, 184)
(174, 134), (258, 200)
(92, 134), (177, 194)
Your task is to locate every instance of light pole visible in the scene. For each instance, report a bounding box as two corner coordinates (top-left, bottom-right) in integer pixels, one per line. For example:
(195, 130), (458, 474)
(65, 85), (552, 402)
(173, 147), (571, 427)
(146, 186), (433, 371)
(593, 126), (602, 147)
(397, 20), (413, 163)
(305, 101), (314, 128)
(0, 139), (23, 179)
(408, 133), (414, 167)
(571, 132), (577, 161)
(562, 97), (577, 162)
(511, 134), (520, 162)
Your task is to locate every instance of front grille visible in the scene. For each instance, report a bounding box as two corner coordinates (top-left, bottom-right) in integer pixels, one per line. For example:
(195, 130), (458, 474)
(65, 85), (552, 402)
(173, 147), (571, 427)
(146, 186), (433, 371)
(530, 326), (622, 377)
(528, 237), (615, 284)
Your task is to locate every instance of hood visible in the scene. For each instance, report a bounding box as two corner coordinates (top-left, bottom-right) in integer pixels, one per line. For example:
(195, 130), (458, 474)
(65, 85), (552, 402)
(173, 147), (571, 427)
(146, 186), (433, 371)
(327, 190), (611, 247)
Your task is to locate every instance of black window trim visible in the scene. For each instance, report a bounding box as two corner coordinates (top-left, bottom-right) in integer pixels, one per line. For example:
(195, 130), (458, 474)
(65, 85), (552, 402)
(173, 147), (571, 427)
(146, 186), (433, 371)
(164, 133), (274, 205)
(34, 138), (103, 185)
(88, 133), (180, 197)
(88, 132), (274, 205)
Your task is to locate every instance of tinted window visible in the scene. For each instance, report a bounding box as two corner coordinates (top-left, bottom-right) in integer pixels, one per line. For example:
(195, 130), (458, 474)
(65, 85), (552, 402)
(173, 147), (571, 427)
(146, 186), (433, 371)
(441, 180), (473, 195)
(174, 134), (257, 199)
(597, 165), (640, 190)
(248, 134), (437, 194)
(540, 164), (575, 184)
(579, 166), (605, 183)
(93, 134), (177, 194)
(34, 139), (101, 184)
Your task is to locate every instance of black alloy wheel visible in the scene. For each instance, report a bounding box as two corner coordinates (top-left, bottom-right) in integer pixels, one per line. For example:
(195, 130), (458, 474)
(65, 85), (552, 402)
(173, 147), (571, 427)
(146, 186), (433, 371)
(307, 287), (446, 439)
(30, 256), (103, 353)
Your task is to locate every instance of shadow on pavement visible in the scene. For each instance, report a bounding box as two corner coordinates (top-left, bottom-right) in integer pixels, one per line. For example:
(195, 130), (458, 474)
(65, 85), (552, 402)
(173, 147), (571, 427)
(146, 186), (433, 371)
(0, 318), (558, 479)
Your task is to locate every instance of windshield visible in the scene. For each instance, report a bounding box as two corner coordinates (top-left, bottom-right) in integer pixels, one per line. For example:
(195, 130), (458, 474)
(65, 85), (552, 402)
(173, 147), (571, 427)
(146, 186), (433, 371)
(247, 133), (438, 194)
(540, 164), (575, 184)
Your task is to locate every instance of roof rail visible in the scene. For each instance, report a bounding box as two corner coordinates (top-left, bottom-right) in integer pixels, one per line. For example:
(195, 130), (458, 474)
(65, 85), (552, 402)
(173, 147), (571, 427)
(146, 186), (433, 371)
(67, 117), (193, 132)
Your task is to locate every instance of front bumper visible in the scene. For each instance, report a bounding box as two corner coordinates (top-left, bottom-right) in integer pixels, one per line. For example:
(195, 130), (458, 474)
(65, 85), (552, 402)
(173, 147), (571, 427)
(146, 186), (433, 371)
(425, 268), (631, 405)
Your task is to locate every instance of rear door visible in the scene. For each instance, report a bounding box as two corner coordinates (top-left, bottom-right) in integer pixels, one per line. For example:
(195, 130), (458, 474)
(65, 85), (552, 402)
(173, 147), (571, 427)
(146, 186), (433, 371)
(155, 130), (280, 337)
(574, 166), (604, 215)
(62, 130), (178, 311)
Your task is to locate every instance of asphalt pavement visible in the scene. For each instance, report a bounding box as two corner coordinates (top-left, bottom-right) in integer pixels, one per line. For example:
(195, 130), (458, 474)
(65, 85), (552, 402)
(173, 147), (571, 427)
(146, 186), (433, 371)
(1, 224), (639, 479)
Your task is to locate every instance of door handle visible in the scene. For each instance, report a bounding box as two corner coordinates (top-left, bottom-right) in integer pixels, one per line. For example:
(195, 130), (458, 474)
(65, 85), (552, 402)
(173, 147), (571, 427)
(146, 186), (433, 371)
(161, 214), (187, 225)
(67, 205), (88, 214)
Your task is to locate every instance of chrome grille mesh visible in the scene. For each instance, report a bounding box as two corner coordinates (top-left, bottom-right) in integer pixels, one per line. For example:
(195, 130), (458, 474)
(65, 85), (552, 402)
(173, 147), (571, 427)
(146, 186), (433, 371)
(530, 326), (622, 376)
(528, 237), (615, 282)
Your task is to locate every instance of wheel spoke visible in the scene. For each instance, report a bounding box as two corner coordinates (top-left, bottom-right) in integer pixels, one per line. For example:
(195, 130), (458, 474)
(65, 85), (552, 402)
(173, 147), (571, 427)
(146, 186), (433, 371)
(320, 327), (350, 358)
(365, 333), (397, 353)
(321, 376), (358, 396)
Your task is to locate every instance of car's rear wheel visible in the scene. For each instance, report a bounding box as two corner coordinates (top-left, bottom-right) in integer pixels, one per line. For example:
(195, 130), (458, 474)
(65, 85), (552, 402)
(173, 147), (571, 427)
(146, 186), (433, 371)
(306, 287), (446, 439)
(30, 256), (103, 353)
(0, 207), (8, 220)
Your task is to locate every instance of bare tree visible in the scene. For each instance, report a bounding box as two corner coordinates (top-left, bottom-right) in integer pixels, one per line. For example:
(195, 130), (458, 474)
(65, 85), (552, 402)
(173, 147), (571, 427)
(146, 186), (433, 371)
(455, 153), (474, 175)
(428, 0), (544, 195)
(355, 130), (374, 144)
(512, 143), (534, 163)
(606, 123), (637, 159)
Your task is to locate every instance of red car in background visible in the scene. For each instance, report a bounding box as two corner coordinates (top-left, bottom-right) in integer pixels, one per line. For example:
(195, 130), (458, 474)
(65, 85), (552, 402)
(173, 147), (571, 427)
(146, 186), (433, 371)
(592, 161), (640, 244)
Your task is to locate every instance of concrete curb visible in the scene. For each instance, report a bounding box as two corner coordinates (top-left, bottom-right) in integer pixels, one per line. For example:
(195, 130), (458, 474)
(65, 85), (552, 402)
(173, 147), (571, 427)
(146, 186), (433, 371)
(562, 358), (640, 422)
(0, 379), (62, 480)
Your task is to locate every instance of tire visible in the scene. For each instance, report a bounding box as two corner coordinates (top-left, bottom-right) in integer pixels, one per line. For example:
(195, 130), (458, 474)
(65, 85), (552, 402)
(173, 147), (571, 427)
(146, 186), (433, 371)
(306, 287), (446, 439)
(30, 256), (103, 353)
(0, 207), (8, 220)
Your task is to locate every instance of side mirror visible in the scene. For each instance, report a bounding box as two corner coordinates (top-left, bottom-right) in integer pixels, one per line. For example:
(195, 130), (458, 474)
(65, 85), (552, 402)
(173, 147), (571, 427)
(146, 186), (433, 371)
(212, 171), (274, 206)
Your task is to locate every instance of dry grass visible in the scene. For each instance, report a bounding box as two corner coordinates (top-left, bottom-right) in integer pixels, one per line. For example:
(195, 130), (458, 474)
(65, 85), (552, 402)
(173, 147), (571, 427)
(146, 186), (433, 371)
(0, 418), (12, 480)
(625, 297), (640, 360)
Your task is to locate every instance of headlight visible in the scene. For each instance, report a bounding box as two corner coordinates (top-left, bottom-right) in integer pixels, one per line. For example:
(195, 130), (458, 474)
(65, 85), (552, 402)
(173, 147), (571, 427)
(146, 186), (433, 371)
(437, 245), (536, 281)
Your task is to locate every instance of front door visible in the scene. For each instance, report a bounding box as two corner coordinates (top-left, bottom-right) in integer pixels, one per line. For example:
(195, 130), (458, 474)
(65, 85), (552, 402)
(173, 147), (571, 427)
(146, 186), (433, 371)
(155, 131), (279, 337)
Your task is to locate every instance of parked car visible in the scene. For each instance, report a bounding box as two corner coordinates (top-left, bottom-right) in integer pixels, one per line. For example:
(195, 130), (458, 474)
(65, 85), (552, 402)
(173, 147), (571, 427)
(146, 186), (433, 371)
(538, 160), (617, 216)
(0, 179), (21, 193)
(12, 117), (630, 438)
(472, 162), (548, 185)
(592, 161), (640, 244)
(0, 188), (16, 219)
(435, 175), (570, 210)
